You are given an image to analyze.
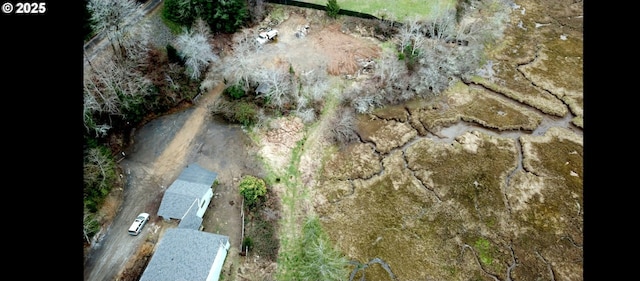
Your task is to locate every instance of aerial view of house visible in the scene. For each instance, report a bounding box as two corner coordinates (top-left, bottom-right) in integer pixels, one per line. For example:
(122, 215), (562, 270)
(138, 228), (230, 281)
(157, 163), (217, 229)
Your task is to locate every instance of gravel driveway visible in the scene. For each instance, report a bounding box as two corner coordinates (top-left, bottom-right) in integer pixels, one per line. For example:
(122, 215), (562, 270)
(83, 84), (264, 281)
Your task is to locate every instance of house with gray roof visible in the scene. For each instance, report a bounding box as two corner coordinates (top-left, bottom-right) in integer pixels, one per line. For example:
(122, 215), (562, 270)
(139, 228), (230, 281)
(157, 163), (217, 229)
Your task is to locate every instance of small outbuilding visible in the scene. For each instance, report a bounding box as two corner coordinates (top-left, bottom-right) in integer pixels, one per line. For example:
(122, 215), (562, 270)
(138, 228), (230, 281)
(157, 163), (217, 229)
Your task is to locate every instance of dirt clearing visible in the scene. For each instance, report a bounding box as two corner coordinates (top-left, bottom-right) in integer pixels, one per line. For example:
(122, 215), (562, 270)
(254, 10), (382, 76)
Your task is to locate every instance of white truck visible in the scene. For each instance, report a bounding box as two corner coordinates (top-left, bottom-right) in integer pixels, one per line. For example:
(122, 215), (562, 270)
(257, 29), (278, 44)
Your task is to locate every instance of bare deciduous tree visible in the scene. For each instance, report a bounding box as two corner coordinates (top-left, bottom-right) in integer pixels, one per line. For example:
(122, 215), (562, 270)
(330, 107), (359, 146)
(424, 2), (457, 44)
(84, 208), (99, 243)
(84, 59), (124, 116)
(83, 49), (154, 135)
(87, 0), (144, 59)
(374, 50), (408, 90)
(192, 17), (211, 38)
(397, 16), (423, 55)
(222, 30), (263, 91)
(84, 147), (117, 196)
(294, 108), (316, 124)
(174, 20), (219, 80)
(253, 66), (294, 110)
(299, 66), (330, 103)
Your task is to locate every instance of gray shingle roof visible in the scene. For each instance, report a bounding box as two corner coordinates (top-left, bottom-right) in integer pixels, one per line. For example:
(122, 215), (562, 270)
(139, 228), (229, 281)
(157, 164), (218, 220)
(178, 204), (203, 230)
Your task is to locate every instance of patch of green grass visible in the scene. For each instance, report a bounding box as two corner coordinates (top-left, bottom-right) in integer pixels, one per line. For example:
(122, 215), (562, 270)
(270, 5), (287, 23)
(273, 92), (351, 280)
(303, 0), (456, 21)
(474, 237), (493, 266)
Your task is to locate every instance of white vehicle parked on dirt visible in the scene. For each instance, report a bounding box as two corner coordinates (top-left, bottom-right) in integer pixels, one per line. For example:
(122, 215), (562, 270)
(128, 212), (150, 236)
(257, 29), (278, 44)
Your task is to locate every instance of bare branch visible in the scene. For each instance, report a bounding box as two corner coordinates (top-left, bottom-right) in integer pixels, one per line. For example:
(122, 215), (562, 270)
(174, 22), (219, 80)
(87, 0), (145, 59)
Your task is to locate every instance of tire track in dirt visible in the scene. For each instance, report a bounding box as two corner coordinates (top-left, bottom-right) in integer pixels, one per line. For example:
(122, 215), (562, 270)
(149, 83), (225, 182)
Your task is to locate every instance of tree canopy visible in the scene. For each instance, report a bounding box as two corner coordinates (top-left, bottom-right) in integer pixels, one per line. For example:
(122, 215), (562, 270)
(163, 0), (249, 33)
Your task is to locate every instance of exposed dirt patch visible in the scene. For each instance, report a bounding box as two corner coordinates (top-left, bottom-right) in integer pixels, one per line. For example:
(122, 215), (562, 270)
(256, 11), (382, 76)
(257, 116), (305, 174)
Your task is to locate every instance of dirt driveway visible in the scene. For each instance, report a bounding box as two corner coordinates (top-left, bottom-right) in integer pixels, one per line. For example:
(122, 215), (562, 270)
(83, 6), (383, 280)
(83, 83), (265, 281)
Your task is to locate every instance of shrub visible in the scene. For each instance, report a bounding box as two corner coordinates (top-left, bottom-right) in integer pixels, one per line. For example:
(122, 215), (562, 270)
(242, 236), (254, 251)
(239, 175), (267, 207)
(326, 0), (340, 19)
(330, 107), (359, 146)
(210, 99), (259, 126)
(401, 44), (421, 72)
(233, 101), (259, 127)
(224, 83), (245, 99)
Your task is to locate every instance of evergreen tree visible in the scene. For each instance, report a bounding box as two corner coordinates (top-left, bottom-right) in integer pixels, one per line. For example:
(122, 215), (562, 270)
(163, 0), (195, 26)
(326, 0), (340, 19)
(163, 0), (249, 33)
(210, 0), (249, 33)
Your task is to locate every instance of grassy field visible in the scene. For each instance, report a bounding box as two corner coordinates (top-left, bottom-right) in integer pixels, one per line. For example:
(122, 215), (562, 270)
(302, 0), (457, 21)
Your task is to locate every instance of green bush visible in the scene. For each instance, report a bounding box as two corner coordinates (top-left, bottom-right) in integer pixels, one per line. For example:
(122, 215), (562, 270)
(224, 84), (245, 99)
(162, 0), (193, 27)
(401, 44), (421, 72)
(326, 0), (341, 19)
(233, 101), (258, 127)
(242, 236), (254, 251)
(239, 175), (267, 207)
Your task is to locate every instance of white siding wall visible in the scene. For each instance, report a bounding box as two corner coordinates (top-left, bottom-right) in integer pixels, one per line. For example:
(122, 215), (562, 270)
(206, 242), (229, 281)
(196, 188), (214, 218)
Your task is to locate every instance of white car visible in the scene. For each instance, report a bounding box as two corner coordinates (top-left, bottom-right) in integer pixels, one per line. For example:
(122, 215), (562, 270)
(257, 29), (278, 44)
(128, 212), (150, 236)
